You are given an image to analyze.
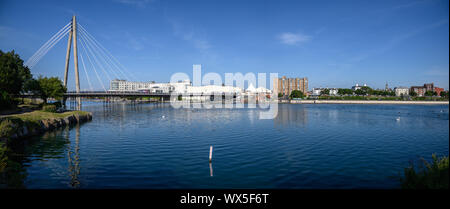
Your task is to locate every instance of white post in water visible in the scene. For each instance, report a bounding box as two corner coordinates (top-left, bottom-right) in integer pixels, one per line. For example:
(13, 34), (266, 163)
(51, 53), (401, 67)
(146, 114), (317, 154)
(209, 146), (213, 162)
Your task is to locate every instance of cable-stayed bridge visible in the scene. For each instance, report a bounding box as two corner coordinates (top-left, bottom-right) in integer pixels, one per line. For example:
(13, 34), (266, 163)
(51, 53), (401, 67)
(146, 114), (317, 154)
(25, 16), (156, 100)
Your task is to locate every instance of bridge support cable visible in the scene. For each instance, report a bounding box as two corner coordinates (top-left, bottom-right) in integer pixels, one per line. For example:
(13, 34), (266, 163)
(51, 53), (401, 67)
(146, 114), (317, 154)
(78, 36), (107, 92)
(77, 32), (113, 85)
(77, 24), (133, 81)
(77, 27), (128, 81)
(25, 22), (72, 68)
(77, 23), (138, 81)
(77, 30), (121, 80)
(79, 52), (94, 91)
(25, 22), (71, 67)
(29, 26), (71, 68)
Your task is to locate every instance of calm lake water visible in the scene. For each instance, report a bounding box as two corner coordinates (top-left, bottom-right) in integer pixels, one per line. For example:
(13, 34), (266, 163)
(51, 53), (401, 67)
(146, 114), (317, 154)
(1, 103), (448, 189)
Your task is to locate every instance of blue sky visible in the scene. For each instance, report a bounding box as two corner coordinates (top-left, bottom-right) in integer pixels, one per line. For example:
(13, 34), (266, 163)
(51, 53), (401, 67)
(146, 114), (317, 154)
(0, 0), (448, 91)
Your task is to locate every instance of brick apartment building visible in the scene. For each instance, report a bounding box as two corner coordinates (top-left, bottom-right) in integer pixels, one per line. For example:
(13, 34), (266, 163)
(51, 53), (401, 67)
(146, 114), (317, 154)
(434, 87), (444, 96)
(274, 76), (308, 97)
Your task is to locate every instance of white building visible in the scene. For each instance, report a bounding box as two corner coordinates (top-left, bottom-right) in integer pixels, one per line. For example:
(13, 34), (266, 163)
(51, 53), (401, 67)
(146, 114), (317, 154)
(352, 83), (367, 91)
(110, 79), (156, 91)
(394, 87), (409, 97)
(312, 88), (322, 96)
(110, 79), (191, 94)
(329, 88), (338, 96)
(311, 88), (339, 96)
(185, 85), (243, 94)
(245, 83), (271, 94)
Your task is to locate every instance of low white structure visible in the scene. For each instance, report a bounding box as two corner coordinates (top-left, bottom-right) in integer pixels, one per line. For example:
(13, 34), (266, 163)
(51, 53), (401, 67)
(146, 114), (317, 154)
(245, 83), (271, 94)
(311, 88), (338, 96)
(312, 88), (322, 96)
(110, 79), (191, 94)
(394, 87), (409, 97)
(329, 88), (338, 96)
(185, 85), (243, 94)
(352, 83), (366, 91)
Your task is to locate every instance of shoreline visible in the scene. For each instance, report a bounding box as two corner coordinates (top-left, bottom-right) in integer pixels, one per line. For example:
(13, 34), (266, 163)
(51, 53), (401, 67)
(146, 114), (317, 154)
(0, 110), (93, 143)
(281, 100), (449, 105)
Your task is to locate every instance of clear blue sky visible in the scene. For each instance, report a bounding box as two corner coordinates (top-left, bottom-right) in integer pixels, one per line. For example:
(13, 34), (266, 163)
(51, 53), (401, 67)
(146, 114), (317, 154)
(0, 0), (448, 91)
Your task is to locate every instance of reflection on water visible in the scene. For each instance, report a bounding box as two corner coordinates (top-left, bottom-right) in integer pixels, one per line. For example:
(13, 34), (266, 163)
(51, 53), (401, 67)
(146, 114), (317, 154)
(274, 104), (308, 127)
(0, 102), (448, 189)
(67, 125), (81, 188)
(0, 123), (84, 188)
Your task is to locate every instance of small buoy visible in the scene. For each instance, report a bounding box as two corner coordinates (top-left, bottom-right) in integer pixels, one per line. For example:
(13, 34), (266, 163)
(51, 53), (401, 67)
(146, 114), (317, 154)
(396, 117), (400, 121)
(209, 146), (213, 162)
(162, 115), (165, 118)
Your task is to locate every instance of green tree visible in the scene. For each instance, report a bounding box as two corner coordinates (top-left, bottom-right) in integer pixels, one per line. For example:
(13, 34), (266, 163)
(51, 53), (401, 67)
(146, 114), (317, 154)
(278, 93), (283, 98)
(360, 86), (373, 95)
(36, 76), (67, 103)
(409, 91), (417, 97)
(440, 91), (448, 98)
(355, 89), (365, 95)
(338, 88), (353, 95)
(289, 90), (304, 99)
(320, 89), (330, 95)
(0, 50), (32, 109)
(23, 78), (41, 95)
(425, 91), (436, 97)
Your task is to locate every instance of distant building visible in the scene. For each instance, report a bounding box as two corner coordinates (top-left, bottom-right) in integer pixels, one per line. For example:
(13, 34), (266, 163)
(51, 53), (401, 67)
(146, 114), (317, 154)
(410, 83), (435, 96)
(312, 88), (322, 96)
(110, 79), (158, 91)
(329, 88), (338, 96)
(184, 85), (243, 94)
(434, 87), (444, 96)
(110, 79), (191, 93)
(424, 83), (434, 92)
(274, 76), (308, 97)
(352, 83), (366, 91)
(410, 86), (426, 96)
(312, 88), (338, 96)
(394, 87), (409, 97)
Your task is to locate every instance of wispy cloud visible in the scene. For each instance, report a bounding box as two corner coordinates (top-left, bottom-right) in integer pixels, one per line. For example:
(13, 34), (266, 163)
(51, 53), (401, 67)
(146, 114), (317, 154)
(114, 0), (155, 8)
(170, 20), (212, 51)
(277, 32), (311, 45)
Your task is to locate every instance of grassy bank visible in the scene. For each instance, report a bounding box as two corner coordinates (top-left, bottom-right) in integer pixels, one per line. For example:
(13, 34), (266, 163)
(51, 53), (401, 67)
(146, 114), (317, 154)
(3, 110), (89, 122)
(0, 110), (92, 141)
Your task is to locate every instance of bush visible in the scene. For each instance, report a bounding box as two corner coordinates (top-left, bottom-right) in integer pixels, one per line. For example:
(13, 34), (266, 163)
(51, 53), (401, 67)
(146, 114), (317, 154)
(51, 101), (62, 108)
(42, 104), (57, 113)
(0, 91), (17, 111)
(0, 118), (20, 139)
(401, 154), (449, 189)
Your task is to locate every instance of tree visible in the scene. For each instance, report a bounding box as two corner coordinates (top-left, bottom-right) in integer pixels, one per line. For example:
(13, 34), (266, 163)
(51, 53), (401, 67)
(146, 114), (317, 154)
(355, 89), (365, 95)
(425, 90), (436, 97)
(23, 79), (41, 95)
(278, 93), (283, 98)
(338, 88), (353, 95)
(320, 89), (330, 95)
(36, 76), (67, 103)
(409, 91), (417, 97)
(361, 86), (373, 95)
(440, 91), (448, 98)
(0, 50), (32, 109)
(289, 90), (305, 99)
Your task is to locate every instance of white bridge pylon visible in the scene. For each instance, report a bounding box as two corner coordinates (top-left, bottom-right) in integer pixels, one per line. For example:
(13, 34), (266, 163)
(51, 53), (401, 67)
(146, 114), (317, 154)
(25, 16), (137, 92)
